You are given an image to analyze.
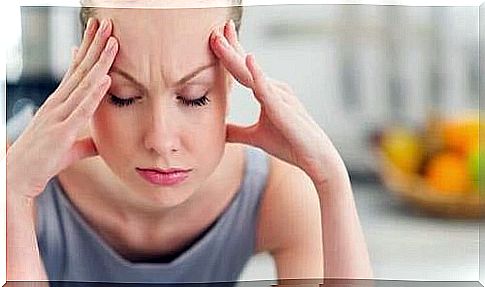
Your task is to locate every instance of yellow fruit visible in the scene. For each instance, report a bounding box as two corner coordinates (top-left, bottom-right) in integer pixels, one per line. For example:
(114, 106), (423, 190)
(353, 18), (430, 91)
(382, 127), (423, 174)
(425, 152), (471, 195)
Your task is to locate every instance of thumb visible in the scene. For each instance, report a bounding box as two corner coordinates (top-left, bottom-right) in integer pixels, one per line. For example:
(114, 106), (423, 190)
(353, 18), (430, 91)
(226, 123), (259, 146)
(70, 137), (98, 162)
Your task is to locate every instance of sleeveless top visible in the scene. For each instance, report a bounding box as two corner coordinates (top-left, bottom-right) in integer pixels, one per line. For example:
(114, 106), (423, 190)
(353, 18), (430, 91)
(34, 145), (270, 284)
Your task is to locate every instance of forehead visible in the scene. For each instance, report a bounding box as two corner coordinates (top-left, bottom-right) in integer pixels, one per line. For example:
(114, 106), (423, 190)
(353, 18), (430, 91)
(94, 8), (229, 82)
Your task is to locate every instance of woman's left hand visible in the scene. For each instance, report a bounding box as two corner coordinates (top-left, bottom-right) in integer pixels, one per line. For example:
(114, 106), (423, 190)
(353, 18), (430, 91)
(210, 20), (336, 184)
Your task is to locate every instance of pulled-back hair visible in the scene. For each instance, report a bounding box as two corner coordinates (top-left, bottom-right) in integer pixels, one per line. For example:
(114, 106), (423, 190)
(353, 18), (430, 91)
(79, 0), (243, 36)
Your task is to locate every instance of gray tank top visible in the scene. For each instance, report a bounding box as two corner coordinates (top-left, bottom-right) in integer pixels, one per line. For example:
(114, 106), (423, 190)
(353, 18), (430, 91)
(34, 145), (270, 284)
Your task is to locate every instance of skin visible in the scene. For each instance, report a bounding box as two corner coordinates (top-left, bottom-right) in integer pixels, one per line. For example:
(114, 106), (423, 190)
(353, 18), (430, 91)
(6, 5), (374, 285)
(55, 8), (247, 261)
(87, 8), (231, 208)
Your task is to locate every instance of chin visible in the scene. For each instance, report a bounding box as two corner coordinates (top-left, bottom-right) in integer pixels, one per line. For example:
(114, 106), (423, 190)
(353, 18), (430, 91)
(144, 188), (194, 208)
(131, 176), (200, 208)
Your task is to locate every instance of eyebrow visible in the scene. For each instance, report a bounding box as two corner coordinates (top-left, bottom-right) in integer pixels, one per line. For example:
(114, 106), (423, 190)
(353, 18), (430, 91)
(110, 62), (217, 92)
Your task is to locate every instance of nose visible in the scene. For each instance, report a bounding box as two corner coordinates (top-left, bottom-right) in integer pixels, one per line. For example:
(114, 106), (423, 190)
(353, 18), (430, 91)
(143, 104), (182, 156)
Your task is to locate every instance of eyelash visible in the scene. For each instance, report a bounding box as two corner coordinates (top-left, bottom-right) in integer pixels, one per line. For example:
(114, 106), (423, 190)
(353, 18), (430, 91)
(108, 93), (210, 108)
(176, 93), (211, 107)
(108, 95), (139, 107)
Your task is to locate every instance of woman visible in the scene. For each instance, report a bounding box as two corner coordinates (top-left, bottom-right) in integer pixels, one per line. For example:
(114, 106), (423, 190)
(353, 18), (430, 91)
(6, 0), (373, 284)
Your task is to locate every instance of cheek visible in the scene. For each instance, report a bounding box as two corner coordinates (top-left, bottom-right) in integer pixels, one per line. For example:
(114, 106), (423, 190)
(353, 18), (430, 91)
(89, 93), (227, 158)
(193, 114), (226, 179)
(185, 92), (227, 164)
(191, 103), (226, 145)
(90, 103), (139, 161)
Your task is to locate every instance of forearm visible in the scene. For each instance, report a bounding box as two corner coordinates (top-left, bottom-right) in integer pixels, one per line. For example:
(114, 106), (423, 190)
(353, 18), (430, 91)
(7, 190), (49, 282)
(312, 149), (374, 280)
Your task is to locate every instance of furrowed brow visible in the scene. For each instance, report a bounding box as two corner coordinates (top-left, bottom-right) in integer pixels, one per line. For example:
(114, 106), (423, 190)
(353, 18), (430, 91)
(110, 62), (217, 90)
(176, 62), (217, 86)
(110, 67), (149, 94)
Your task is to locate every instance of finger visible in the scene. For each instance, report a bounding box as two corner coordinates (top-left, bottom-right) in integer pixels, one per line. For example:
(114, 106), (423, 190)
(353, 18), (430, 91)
(210, 31), (254, 88)
(59, 18), (113, 101)
(70, 137), (99, 162)
(71, 46), (79, 61)
(67, 75), (111, 126)
(224, 19), (245, 56)
(272, 81), (299, 106)
(62, 37), (117, 118)
(44, 19), (98, 110)
(246, 54), (274, 105)
(74, 18), (100, 70)
(59, 137), (99, 169)
(226, 123), (259, 145)
(57, 18), (99, 92)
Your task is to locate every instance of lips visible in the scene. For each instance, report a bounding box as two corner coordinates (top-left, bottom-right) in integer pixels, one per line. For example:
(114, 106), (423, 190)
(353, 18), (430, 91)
(140, 167), (192, 173)
(136, 167), (192, 186)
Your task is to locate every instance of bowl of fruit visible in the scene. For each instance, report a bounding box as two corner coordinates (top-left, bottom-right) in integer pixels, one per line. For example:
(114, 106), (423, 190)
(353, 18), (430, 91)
(372, 111), (483, 219)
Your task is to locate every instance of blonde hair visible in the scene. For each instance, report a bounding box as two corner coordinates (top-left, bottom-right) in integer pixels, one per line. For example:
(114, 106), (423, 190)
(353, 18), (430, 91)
(79, 0), (243, 36)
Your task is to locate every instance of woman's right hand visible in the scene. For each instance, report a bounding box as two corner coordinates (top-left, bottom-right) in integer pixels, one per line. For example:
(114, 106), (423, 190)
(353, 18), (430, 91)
(6, 17), (118, 200)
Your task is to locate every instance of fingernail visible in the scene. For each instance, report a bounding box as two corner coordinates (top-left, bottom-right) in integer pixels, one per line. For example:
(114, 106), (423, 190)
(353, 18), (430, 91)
(217, 33), (229, 48)
(210, 32), (216, 45)
(229, 19), (236, 31)
(224, 20), (231, 32)
(86, 18), (93, 31)
(106, 38), (117, 54)
(100, 19), (109, 34)
(85, 18), (95, 35)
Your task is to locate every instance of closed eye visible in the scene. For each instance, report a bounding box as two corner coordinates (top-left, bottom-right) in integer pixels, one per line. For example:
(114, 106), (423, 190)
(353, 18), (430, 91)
(108, 93), (211, 108)
(177, 93), (211, 107)
(108, 94), (141, 107)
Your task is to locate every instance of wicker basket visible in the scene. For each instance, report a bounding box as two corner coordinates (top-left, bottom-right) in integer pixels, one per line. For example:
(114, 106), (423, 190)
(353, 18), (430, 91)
(374, 148), (483, 219)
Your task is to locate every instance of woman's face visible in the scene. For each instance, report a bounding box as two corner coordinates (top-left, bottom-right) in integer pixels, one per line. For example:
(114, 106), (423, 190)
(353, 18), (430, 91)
(89, 8), (232, 207)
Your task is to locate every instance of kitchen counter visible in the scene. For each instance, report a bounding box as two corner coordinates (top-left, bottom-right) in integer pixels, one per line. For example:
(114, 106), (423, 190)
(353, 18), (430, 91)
(238, 182), (480, 283)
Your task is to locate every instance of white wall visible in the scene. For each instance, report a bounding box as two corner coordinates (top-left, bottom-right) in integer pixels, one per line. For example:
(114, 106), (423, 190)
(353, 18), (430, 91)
(228, 5), (478, 172)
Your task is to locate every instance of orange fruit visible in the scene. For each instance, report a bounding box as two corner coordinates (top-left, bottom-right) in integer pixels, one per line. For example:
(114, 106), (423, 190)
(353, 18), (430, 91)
(425, 152), (471, 195)
(441, 118), (479, 155)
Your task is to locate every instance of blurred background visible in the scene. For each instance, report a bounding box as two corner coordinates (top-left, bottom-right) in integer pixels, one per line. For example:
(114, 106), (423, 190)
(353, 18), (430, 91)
(4, 3), (481, 282)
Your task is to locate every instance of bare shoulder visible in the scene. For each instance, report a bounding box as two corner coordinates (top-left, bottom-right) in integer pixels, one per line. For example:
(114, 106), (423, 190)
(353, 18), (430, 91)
(255, 154), (322, 254)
